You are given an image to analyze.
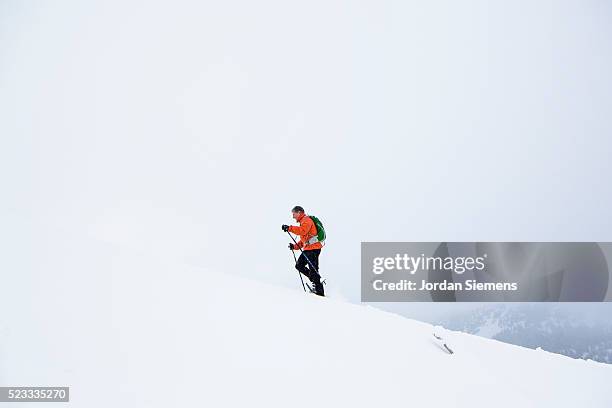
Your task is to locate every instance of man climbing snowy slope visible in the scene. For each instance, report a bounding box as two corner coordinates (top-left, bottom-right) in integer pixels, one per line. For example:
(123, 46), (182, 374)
(282, 205), (325, 296)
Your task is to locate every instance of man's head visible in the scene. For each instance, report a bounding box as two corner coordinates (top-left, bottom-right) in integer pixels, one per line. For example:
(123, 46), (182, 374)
(291, 205), (305, 221)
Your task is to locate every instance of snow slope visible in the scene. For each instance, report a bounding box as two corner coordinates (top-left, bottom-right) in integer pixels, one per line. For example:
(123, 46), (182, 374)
(444, 304), (612, 363)
(1, 221), (611, 407)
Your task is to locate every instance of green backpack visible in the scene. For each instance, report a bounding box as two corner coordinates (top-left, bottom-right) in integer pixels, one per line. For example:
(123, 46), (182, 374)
(309, 215), (326, 244)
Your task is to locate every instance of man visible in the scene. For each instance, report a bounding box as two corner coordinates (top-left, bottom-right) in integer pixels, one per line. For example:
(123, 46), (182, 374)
(282, 206), (324, 296)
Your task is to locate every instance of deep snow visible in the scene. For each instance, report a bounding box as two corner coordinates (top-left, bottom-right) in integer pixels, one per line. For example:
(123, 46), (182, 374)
(0, 220), (611, 407)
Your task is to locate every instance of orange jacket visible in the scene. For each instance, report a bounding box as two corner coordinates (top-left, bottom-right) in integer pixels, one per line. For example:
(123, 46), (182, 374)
(288, 214), (323, 251)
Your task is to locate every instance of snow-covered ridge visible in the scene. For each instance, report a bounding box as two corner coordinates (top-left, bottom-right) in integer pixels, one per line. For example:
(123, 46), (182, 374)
(0, 222), (611, 407)
(444, 303), (612, 363)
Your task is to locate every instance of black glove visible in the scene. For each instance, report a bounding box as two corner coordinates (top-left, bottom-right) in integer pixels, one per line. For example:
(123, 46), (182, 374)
(288, 243), (295, 250)
(281, 224), (290, 232)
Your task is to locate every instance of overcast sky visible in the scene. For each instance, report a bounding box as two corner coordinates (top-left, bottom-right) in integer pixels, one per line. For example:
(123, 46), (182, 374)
(2, 0), (612, 321)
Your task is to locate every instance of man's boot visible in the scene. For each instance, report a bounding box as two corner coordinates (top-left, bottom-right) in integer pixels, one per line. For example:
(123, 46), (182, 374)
(311, 274), (325, 297)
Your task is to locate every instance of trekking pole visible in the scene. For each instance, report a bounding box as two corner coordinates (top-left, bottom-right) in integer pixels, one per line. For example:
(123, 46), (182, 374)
(286, 231), (320, 274)
(290, 247), (307, 292)
(290, 245), (315, 293)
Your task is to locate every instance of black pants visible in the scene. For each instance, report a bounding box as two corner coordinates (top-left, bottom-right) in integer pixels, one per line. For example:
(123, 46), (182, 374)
(295, 249), (324, 296)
